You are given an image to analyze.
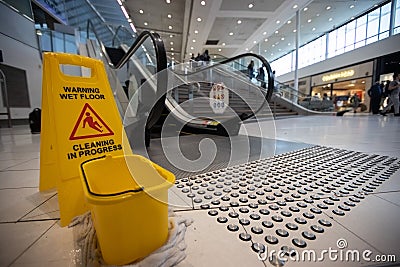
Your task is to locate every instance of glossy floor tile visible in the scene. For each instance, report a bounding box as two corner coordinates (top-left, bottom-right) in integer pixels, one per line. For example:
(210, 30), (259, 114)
(0, 113), (399, 267)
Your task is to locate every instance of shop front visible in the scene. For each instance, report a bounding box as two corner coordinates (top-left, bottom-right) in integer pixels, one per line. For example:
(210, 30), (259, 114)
(310, 62), (373, 112)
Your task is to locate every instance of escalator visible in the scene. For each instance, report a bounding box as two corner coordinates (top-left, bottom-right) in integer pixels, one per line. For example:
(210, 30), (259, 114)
(83, 22), (276, 148)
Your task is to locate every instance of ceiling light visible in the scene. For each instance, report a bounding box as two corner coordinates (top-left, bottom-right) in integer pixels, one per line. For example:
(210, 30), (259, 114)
(190, 47), (194, 50)
(168, 25), (173, 29)
(287, 20), (292, 24)
(200, 1), (206, 5)
(127, 18), (132, 22)
(222, 42), (226, 46)
(350, 4), (354, 8)
(248, 3), (254, 9)
(292, 4), (298, 9)
(167, 14), (172, 18)
(312, 27), (316, 31)
(172, 57), (175, 60)
(253, 40), (257, 44)
(351, 16), (355, 20)
(275, 30), (279, 34)
(197, 17), (202, 22)
(276, 20), (280, 24)
(237, 20), (242, 24)
(293, 29), (297, 32)
(264, 49), (267, 52)
(281, 37), (285, 41)
(130, 23), (137, 33)
(271, 53), (274, 56)
(139, 9), (144, 14)
(278, 49), (281, 51)
(170, 41), (174, 45)
(229, 32), (233, 36)
(328, 17), (333, 21)
(218, 48), (222, 51)
(245, 48), (249, 51)
(288, 43), (291, 46)
(171, 47), (174, 51)
(307, 19), (312, 23)
(144, 22), (148, 26)
(263, 31), (267, 35)
(192, 39), (196, 42)
(264, 38), (268, 42)
(194, 30), (199, 34)
(166, 0), (170, 3)
(316, 13), (320, 17)
(171, 53), (174, 55)
(117, 0), (123, 5)
(272, 44), (275, 47)
(303, 7), (308, 11)
(250, 50), (253, 53)
(170, 34), (173, 38)
(326, 6), (331, 10)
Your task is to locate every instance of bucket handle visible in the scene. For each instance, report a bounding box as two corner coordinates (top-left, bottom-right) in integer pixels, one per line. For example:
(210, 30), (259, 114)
(80, 155), (144, 197)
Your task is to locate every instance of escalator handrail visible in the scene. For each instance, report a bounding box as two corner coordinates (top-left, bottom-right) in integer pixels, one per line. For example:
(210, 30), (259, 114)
(86, 20), (168, 129)
(169, 53), (274, 121)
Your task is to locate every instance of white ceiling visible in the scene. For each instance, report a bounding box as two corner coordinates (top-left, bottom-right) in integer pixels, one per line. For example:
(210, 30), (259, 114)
(121, 0), (387, 62)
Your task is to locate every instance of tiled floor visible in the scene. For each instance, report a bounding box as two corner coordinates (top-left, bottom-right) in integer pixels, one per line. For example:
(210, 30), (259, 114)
(0, 114), (399, 266)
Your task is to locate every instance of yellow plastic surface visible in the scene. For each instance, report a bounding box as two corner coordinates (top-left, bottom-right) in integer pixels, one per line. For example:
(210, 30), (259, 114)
(39, 52), (133, 226)
(80, 155), (175, 265)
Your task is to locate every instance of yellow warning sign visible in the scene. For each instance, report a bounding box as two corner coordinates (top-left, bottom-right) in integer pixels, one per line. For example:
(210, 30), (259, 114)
(39, 53), (132, 226)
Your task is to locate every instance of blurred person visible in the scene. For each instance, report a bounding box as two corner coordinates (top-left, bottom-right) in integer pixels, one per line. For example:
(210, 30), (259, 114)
(247, 60), (255, 80)
(349, 93), (360, 113)
(381, 73), (400, 116)
(368, 81), (382, 114)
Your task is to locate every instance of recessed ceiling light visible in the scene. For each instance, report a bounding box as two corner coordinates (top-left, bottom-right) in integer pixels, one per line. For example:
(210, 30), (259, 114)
(288, 43), (291, 46)
(248, 3), (254, 9)
(350, 4), (354, 8)
(263, 31), (267, 35)
(190, 47), (194, 50)
(171, 47), (174, 50)
(218, 48), (221, 51)
(293, 29), (297, 32)
(253, 40), (257, 44)
(312, 27), (316, 31)
(170, 41), (174, 45)
(328, 17), (333, 21)
(166, 0), (170, 3)
(192, 39), (196, 42)
(127, 18), (132, 22)
(222, 42), (226, 46)
(275, 30), (279, 34)
(144, 22), (148, 26)
(167, 14), (172, 18)
(197, 17), (202, 22)
(287, 20), (292, 24)
(278, 49), (281, 51)
(264, 38), (268, 42)
(272, 44), (275, 47)
(172, 57), (174, 60)
(292, 4), (298, 9)
(303, 7), (308, 11)
(171, 53), (174, 55)
(213, 55), (216, 58)
(170, 34), (173, 38)
(139, 9), (144, 14)
(229, 32), (233, 36)
(307, 19), (312, 23)
(316, 13), (320, 17)
(194, 30), (199, 34)
(168, 25), (173, 29)
(276, 20), (280, 24)
(245, 48), (249, 51)
(200, 0), (206, 5)
(264, 49), (267, 52)
(250, 50), (253, 53)
(326, 6), (331, 10)
(237, 20), (242, 24)
(271, 53), (274, 56)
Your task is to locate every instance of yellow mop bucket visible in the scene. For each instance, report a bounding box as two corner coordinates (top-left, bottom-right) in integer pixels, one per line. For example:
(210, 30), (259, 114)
(79, 154), (175, 265)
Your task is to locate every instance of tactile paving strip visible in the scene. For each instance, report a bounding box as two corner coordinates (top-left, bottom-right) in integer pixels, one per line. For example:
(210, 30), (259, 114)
(174, 146), (400, 265)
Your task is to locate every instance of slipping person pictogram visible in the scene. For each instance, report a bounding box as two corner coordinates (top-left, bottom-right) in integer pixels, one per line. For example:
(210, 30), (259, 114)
(83, 112), (103, 132)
